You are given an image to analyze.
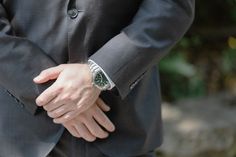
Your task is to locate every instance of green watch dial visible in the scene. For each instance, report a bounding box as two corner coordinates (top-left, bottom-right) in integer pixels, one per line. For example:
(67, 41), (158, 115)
(94, 71), (109, 88)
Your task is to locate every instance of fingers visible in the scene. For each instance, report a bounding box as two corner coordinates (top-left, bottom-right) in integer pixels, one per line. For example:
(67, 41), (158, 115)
(45, 96), (77, 118)
(51, 99), (112, 124)
(53, 110), (78, 124)
(74, 123), (96, 142)
(50, 97), (105, 123)
(81, 114), (109, 139)
(72, 96), (95, 116)
(96, 98), (110, 112)
(92, 105), (115, 132)
(47, 104), (73, 119)
(61, 103), (115, 141)
(52, 99), (115, 132)
(33, 65), (64, 84)
(43, 102), (65, 112)
(35, 83), (61, 106)
(64, 124), (81, 138)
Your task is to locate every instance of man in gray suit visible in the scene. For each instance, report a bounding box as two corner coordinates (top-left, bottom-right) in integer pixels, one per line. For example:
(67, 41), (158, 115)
(0, 0), (194, 156)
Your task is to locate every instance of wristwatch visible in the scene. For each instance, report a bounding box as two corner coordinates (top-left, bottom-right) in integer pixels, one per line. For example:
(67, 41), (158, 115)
(88, 60), (111, 91)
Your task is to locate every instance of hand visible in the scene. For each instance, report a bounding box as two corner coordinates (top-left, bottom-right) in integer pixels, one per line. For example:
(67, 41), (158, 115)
(63, 98), (115, 142)
(34, 64), (101, 123)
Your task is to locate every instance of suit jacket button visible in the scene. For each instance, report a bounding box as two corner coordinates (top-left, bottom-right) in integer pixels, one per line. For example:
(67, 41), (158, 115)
(68, 9), (79, 19)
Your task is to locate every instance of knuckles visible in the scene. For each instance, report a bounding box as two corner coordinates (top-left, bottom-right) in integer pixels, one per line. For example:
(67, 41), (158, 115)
(43, 105), (50, 111)
(55, 85), (64, 93)
(48, 110), (62, 118)
(47, 112), (54, 118)
(61, 95), (77, 102)
(71, 133), (81, 138)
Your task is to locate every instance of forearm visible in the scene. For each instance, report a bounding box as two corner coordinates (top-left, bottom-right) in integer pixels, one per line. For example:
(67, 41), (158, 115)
(89, 0), (195, 98)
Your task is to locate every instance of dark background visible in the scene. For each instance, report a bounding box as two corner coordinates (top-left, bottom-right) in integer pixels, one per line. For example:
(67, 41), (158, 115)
(159, 0), (236, 102)
(157, 2), (236, 156)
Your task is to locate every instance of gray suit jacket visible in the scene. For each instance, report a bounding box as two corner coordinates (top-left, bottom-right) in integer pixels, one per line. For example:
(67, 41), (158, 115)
(0, 0), (194, 156)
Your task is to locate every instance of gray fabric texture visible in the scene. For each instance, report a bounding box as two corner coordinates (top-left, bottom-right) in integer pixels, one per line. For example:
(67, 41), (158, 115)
(0, 0), (195, 156)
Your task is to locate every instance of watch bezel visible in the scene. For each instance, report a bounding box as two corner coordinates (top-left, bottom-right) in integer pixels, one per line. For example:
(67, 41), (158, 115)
(91, 67), (111, 91)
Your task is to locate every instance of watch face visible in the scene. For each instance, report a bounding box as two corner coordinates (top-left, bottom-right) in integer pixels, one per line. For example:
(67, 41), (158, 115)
(94, 71), (109, 88)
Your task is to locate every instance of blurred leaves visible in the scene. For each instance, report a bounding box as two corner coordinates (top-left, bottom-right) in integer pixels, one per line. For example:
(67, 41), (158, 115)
(159, 0), (236, 102)
(222, 48), (236, 95)
(159, 52), (206, 101)
(159, 53), (196, 78)
(228, 37), (236, 49)
(222, 48), (236, 73)
(159, 38), (236, 101)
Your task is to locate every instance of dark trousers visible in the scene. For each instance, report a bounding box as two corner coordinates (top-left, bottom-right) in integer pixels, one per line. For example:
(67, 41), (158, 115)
(47, 130), (156, 157)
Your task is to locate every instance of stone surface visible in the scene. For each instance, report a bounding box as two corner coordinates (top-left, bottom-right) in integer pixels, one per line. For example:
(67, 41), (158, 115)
(158, 93), (236, 157)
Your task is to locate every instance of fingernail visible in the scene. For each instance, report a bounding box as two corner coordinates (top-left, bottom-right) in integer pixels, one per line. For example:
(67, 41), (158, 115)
(101, 132), (109, 139)
(111, 125), (115, 132)
(104, 133), (109, 138)
(36, 98), (44, 106)
(106, 106), (111, 111)
(53, 119), (59, 124)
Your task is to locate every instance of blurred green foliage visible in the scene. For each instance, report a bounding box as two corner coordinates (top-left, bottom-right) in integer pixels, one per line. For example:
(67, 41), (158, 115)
(159, 44), (206, 101)
(159, 0), (236, 101)
(222, 48), (236, 74)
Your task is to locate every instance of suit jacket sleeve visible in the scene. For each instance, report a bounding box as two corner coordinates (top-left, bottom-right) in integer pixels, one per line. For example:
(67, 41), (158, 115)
(89, 0), (195, 99)
(0, 3), (57, 114)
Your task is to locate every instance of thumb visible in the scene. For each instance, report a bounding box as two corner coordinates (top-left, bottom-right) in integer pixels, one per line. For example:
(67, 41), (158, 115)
(33, 65), (64, 84)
